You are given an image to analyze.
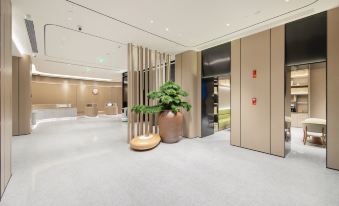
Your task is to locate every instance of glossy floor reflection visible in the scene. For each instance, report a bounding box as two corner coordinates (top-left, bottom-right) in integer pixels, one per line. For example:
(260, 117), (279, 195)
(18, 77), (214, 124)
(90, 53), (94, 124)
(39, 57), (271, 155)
(1, 117), (339, 206)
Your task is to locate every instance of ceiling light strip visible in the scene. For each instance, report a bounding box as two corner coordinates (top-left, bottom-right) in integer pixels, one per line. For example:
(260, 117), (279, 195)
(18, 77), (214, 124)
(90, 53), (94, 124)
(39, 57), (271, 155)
(66, 0), (319, 48)
(32, 70), (115, 82)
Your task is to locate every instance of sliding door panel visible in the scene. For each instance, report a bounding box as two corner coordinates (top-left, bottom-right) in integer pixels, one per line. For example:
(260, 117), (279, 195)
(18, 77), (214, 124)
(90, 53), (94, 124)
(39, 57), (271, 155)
(327, 7), (339, 170)
(271, 26), (285, 157)
(241, 30), (271, 153)
(231, 40), (241, 146)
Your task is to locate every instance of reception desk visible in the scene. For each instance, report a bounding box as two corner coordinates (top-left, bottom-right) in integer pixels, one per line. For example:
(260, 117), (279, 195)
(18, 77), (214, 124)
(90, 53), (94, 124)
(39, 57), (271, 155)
(32, 104), (77, 124)
(104, 103), (118, 115)
(84, 103), (98, 117)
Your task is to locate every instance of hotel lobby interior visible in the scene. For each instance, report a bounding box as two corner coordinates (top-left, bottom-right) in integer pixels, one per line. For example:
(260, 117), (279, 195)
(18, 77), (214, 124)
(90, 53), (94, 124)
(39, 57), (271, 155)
(1, 0), (339, 205)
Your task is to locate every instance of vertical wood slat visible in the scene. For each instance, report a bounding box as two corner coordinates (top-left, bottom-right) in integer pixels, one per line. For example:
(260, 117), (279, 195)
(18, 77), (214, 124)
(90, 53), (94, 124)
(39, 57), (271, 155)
(136, 46), (140, 136)
(127, 43), (134, 142)
(128, 44), (171, 140)
(154, 51), (158, 133)
(160, 53), (163, 85)
(145, 48), (149, 135)
(140, 47), (144, 135)
(149, 49), (153, 134)
(166, 54), (170, 81)
(127, 44), (131, 141)
(162, 53), (166, 83)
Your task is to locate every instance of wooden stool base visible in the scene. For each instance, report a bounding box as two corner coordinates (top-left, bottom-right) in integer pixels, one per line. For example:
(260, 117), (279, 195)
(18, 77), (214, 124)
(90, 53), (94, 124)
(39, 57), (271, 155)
(130, 134), (161, 151)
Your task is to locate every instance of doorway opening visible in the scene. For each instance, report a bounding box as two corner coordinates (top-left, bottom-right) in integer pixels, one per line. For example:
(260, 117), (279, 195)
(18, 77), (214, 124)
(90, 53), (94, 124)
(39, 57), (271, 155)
(201, 75), (231, 138)
(285, 62), (327, 164)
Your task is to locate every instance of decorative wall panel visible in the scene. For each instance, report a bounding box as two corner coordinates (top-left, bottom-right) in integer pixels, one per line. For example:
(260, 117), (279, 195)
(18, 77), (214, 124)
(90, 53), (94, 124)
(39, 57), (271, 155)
(127, 43), (171, 142)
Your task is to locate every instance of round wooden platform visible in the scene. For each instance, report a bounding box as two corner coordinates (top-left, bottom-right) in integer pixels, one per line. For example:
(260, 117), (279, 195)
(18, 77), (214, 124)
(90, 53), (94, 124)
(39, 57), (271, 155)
(130, 134), (161, 151)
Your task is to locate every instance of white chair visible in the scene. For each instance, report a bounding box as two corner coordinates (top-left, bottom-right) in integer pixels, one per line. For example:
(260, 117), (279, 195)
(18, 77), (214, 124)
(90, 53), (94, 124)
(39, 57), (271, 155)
(303, 122), (326, 146)
(121, 107), (128, 122)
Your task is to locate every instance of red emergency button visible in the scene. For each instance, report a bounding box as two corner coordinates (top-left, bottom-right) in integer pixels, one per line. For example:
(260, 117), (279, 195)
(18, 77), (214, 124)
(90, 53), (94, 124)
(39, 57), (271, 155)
(252, 70), (257, 79)
(252, 98), (257, 106)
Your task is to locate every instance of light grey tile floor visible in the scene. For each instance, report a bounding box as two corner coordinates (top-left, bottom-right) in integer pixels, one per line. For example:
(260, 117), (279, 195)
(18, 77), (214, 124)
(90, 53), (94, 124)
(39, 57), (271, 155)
(0, 116), (338, 206)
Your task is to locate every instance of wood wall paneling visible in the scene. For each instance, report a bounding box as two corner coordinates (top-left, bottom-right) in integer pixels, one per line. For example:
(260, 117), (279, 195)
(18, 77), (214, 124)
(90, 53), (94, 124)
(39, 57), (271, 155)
(181, 51), (198, 138)
(175, 54), (182, 85)
(197, 52), (202, 137)
(241, 30), (271, 153)
(310, 63), (326, 119)
(175, 51), (200, 138)
(12, 57), (19, 135)
(231, 39), (241, 146)
(0, 0), (12, 196)
(32, 76), (122, 114)
(18, 55), (32, 135)
(327, 7), (339, 170)
(12, 55), (32, 136)
(270, 26), (285, 157)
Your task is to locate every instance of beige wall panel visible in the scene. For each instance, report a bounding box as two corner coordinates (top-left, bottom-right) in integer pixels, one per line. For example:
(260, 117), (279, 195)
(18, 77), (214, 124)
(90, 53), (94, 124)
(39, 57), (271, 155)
(310, 62), (326, 119)
(327, 7), (339, 170)
(112, 87), (122, 113)
(197, 52), (202, 137)
(231, 39), (241, 146)
(180, 51), (199, 138)
(175, 54), (182, 86)
(32, 82), (77, 106)
(18, 55), (32, 135)
(32, 76), (122, 115)
(271, 26), (285, 157)
(241, 30), (271, 153)
(76, 86), (113, 112)
(1, 0), (12, 195)
(12, 57), (19, 135)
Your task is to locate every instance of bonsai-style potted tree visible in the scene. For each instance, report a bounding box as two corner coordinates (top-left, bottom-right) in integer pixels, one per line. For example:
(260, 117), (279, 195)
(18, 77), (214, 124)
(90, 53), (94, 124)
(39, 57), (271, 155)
(132, 81), (192, 143)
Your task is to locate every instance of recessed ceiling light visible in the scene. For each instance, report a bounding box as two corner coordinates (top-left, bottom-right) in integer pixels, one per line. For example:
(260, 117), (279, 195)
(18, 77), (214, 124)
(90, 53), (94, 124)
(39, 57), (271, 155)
(165, 28), (169, 31)
(285, 0), (290, 2)
(150, 20), (154, 24)
(226, 23), (230, 27)
(98, 58), (105, 63)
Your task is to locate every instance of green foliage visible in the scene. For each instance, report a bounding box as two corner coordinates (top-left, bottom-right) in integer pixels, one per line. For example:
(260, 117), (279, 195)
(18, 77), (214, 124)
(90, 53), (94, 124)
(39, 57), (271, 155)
(131, 81), (192, 114)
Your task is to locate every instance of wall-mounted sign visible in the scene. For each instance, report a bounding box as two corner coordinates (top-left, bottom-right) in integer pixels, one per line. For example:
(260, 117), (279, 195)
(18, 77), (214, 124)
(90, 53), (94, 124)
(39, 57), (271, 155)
(252, 70), (257, 79)
(92, 88), (99, 95)
(252, 98), (257, 106)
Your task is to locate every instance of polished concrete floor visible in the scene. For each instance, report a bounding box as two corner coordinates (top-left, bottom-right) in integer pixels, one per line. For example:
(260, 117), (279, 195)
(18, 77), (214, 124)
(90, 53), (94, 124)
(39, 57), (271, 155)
(1, 116), (339, 206)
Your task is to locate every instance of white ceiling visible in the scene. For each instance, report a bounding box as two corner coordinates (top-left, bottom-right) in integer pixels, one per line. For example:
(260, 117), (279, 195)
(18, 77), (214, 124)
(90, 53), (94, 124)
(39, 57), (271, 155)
(12, 0), (339, 81)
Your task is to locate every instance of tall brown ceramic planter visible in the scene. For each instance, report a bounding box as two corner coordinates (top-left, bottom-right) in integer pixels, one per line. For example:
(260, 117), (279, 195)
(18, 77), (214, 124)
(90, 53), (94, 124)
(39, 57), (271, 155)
(159, 110), (183, 143)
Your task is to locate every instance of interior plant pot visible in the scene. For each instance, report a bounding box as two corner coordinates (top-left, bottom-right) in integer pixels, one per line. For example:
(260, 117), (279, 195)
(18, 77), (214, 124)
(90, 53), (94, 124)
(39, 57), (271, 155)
(159, 110), (183, 143)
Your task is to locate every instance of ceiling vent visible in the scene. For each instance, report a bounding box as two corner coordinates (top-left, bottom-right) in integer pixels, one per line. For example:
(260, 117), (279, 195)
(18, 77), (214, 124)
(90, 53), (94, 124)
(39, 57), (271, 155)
(25, 19), (38, 53)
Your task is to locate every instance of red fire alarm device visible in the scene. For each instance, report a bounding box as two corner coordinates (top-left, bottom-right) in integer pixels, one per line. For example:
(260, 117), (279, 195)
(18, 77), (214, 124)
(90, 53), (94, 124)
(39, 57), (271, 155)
(252, 98), (257, 105)
(252, 70), (257, 79)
